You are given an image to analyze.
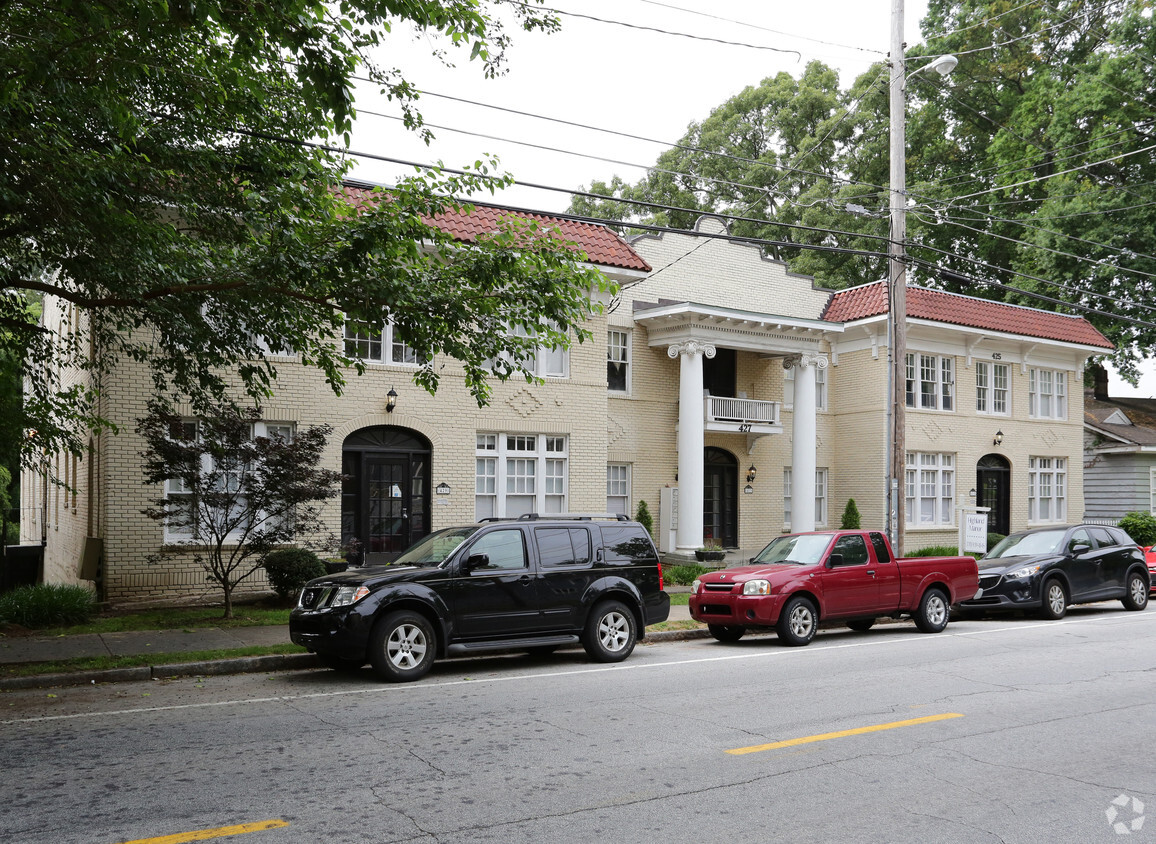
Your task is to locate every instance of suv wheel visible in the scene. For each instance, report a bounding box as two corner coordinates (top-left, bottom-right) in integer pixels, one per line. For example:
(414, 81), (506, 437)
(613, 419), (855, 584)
(369, 610), (436, 682)
(583, 600), (637, 662)
(1040, 577), (1068, 620)
(1122, 570), (1149, 611)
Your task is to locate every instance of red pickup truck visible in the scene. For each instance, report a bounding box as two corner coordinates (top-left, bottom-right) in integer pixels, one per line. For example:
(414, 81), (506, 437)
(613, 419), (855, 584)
(689, 530), (980, 646)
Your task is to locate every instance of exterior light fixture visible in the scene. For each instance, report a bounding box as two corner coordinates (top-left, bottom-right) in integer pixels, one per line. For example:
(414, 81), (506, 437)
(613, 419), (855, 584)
(746, 465), (757, 484)
(386, 387), (398, 413)
(993, 430), (1003, 446)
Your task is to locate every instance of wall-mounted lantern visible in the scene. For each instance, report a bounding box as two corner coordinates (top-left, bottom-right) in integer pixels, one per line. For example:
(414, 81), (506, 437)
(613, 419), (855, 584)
(746, 465), (757, 484)
(386, 387), (398, 413)
(993, 430), (1003, 447)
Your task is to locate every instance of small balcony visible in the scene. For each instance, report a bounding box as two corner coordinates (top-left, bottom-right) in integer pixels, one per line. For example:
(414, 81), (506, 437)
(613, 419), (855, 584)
(703, 396), (782, 437)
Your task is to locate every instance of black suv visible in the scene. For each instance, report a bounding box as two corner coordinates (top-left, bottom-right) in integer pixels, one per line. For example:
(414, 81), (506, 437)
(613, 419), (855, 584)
(290, 514), (670, 681)
(959, 523), (1150, 619)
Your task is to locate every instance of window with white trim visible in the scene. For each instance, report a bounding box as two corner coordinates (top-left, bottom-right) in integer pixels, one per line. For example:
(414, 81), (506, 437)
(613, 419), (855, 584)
(905, 452), (955, 526)
(1028, 368), (1067, 420)
(1150, 467), (1156, 516)
(486, 323), (570, 379)
(906, 353), (954, 411)
(164, 419), (295, 543)
(607, 464), (630, 515)
(344, 320), (424, 365)
(783, 467), (828, 527)
(783, 364), (828, 411)
(474, 433), (568, 520)
(1028, 457), (1067, 523)
(975, 361), (1009, 415)
(607, 329), (631, 393)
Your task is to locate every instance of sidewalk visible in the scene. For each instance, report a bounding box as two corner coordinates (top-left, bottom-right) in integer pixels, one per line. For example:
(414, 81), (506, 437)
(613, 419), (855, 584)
(0, 603), (703, 690)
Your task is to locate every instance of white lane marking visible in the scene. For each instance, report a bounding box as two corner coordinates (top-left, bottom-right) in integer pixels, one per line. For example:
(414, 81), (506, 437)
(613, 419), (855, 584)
(5, 611), (1154, 725)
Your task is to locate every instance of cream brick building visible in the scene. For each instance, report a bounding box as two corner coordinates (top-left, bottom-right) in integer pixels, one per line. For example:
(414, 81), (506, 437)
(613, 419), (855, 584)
(23, 205), (1114, 604)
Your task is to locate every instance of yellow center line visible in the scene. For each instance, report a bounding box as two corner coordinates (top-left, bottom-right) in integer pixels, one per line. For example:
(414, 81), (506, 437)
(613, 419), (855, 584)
(726, 712), (965, 756)
(116, 820), (289, 844)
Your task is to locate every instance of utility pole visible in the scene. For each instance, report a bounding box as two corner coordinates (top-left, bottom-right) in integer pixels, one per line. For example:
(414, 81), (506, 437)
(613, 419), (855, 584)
(887, 0), (907, 557)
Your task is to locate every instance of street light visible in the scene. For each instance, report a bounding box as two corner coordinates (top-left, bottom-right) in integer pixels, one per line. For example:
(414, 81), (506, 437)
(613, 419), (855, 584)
(886, 0), (957, 556)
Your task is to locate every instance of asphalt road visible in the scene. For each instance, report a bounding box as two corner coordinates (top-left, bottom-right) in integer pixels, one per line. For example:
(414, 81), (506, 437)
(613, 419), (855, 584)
(3, 607), (1154, 844)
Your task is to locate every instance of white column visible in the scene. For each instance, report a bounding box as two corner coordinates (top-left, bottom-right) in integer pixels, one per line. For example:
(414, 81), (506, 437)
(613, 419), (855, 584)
(669, 341), (715, 552)
(785, 354), (827, 532)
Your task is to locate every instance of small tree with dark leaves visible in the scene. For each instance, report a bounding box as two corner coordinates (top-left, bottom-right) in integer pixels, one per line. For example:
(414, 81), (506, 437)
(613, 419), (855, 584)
(139, 404), (342, 617)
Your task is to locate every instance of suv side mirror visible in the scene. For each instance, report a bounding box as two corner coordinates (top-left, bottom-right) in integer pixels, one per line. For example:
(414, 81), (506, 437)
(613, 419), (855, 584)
(827, 553), (844, 568)
(1070, 542), (1091, 555)
(466, 553), (489, 570)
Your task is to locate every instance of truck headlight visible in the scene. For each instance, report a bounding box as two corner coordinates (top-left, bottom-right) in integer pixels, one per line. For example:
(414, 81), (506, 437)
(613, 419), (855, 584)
(742, 579), (771, 596)
(330, 585), (370, 607)
(691, 579), (701, 594)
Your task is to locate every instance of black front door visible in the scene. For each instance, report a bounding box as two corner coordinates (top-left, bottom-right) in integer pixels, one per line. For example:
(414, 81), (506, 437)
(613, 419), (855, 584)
(342, 427), (431, 565)
(704, 447), (738, 547)
(976, 454), (1010, 537)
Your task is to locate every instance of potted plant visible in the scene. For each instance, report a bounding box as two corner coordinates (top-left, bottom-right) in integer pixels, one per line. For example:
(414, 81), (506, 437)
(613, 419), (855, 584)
(695, 539), (726, 563)
(328, 537), (363, 573)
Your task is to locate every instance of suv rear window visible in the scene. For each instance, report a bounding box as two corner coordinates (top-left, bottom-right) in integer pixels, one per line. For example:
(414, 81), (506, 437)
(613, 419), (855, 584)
(535, 527), (593, 567)
(600, 525), (658, 564)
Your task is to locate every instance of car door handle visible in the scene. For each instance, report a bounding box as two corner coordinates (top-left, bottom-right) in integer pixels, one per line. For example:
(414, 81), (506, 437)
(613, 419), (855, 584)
(519, 575), (533, 585)
(867, 570), (876, 578)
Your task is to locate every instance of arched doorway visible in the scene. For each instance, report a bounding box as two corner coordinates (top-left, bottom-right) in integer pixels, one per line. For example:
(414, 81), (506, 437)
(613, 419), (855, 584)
(704, 447), (739, 548)
(342, 426), (431, 564)
(976, 453), (1011, 537)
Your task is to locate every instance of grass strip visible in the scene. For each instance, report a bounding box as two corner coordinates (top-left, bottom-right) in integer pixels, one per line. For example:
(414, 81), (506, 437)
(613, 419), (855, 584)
(0, 643), (307, 678)
(26, 607), (293, 636)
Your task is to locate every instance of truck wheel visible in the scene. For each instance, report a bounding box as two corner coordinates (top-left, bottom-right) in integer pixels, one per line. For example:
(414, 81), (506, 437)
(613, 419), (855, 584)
(847, 618), (875, 632)
(1040, 578), (1067, 620)
(776, 595), (817, 646)
(369, 610), (436, 682)
(583, 600), (637, 662)
(914, 588), (950, 633)
(1122, 570), (1149, 611)
(708, 624), (746, 643)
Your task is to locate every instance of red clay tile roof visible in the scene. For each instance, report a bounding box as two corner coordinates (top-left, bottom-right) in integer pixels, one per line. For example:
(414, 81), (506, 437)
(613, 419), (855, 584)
(340, 184), (650, 273)
(822, 281), (1113, 349)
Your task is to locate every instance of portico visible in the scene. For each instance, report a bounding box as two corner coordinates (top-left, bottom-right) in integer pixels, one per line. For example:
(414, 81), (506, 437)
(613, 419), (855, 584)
(634, 301), (842, 554)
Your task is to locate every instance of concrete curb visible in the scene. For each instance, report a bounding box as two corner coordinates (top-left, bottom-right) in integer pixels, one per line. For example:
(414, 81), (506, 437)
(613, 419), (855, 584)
(0, 630), (710, 690)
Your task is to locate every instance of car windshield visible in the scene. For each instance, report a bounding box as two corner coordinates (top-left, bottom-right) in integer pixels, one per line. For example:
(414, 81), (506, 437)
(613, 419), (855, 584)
(985, 529), (1067, 560)
(752, 533), (834, 566)
(391, 527), (478, 567)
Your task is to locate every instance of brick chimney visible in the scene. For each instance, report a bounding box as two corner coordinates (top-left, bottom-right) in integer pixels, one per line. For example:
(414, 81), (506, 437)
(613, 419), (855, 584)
(1089, 362), (1110, 400)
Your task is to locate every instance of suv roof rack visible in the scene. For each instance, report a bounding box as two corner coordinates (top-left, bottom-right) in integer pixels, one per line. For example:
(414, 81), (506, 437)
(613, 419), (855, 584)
(479, 513), (631, 523)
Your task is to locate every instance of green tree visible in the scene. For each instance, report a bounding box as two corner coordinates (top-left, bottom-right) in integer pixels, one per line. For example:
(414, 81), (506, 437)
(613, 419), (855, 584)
(2, 0), (605, 467)
(840, 498), (862, 530)
(635, 500), (654, 538)
(138, 404), (343, 617)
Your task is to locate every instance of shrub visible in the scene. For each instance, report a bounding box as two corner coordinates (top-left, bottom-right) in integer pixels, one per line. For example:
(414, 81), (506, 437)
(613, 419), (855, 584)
(664, 564), (710, 586)
(263, 548), (327, 599)
(910, 545), (960, 557)
(635, 500), (654, 538)
(840, 498), (861, 530)
(987, 532), (1006, 552)
(1118, 512), (1156, 547)
(0, 583), (95, 628)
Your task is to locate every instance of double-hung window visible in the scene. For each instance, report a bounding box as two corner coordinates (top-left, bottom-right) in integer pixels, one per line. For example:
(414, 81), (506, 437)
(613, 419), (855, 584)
(975, 361), (1009, 415)
(905, 452), (954, 526)
(608, 329), (631, 393)
(783, 365), (828, 411)
(1029, 368), (1067, 419)
(475, 433), (568, 520)
(344, 320), (424, 365)
(1028, 457), (1067, 523)
(906, 353), (954, 411)
(488, 323), (570, 378)
(783, 468), (828, 528)
(607, 464), (630, 515)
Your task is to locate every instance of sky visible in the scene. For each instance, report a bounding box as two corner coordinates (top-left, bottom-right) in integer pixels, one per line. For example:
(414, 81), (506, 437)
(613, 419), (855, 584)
(344, 0), (931, 213)
(340, 0), (1155, 396)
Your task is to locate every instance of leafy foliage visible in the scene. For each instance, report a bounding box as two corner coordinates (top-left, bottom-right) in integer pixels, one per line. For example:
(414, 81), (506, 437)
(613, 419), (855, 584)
(663, 564), (710, 586)
(2, 0), (606, 467)
(138, 404), (343, 617)
(263, 549), (328, 600)
(839, 498), (862, 530)
(634, 500), (654, 538)
(0, 584), (95, 628)
(1118, 512), (1156, 547)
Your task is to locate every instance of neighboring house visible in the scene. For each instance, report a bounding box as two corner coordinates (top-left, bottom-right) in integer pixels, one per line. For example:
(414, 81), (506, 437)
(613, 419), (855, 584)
(22, 202), (1114, 604)
(1083, 368), (1156, 521)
